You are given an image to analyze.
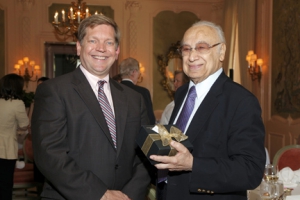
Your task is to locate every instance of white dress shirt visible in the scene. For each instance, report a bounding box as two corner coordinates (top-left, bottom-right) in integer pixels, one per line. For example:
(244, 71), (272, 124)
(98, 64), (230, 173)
(80, 65), (115, 116)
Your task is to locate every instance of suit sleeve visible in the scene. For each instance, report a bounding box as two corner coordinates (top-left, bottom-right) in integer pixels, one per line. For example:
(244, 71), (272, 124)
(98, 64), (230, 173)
(15, 100), (30, 128)
(31, 83), (106, 200)
(122, 93), (151, 200)
(189, 94), (266, 193)
(144, 89), (156, 125)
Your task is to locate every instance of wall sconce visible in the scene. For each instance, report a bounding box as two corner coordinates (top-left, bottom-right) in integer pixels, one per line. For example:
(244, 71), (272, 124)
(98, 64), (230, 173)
(137, 63), (145, 83)
(246, 50), (263, 82)
(14, 57), (40, 88)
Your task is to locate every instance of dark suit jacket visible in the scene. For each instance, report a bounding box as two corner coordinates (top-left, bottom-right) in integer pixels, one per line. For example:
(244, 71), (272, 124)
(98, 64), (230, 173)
(166, 71), (266, 200)
(31, 68), (150, 200)
(121, 80), (156, 125)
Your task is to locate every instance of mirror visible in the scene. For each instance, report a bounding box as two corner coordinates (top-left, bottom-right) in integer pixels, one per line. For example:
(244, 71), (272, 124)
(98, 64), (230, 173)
(45, 42), (119, 79)
(45, 42), (79, 78)
(157, 41), (182, 100)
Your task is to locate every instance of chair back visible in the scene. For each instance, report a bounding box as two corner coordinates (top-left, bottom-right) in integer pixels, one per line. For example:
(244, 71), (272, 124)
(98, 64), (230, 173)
(272, 145), (300, 171)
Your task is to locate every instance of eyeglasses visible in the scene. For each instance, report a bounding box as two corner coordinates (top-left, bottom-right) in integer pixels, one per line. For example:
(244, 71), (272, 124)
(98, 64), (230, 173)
(178, 42), (221, 56)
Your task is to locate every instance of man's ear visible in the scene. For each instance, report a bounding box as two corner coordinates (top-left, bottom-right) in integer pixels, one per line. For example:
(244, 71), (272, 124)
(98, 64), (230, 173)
(76, 41), (81, 56)
(219, 43), (226, 61)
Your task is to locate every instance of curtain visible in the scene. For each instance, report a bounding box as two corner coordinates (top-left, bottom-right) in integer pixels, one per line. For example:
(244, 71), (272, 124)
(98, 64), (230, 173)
(223, 0), (256, 91)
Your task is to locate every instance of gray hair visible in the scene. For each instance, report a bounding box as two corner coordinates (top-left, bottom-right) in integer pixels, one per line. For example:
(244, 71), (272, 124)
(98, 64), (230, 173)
(190, 20), (226, 44)
(119, 57), (140, 76)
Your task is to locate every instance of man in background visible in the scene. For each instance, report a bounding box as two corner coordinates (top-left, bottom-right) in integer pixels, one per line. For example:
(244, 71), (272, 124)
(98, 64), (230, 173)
(37, 77), (49, 85)
(120, 57), (156, 125)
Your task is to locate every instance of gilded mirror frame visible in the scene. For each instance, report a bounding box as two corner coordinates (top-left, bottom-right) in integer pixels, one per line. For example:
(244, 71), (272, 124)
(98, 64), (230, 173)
(157, 41), (182, 100)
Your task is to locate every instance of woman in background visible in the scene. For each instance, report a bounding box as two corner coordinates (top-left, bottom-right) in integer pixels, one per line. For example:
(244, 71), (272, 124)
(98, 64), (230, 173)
(0, 73), (29, 200)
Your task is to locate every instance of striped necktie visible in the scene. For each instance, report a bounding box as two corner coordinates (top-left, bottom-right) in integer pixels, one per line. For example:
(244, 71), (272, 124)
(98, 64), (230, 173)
(98, 80), (117, 148)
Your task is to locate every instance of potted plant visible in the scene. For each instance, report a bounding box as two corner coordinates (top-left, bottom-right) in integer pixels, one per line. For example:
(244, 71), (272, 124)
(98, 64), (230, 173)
(22, 90), (35, 108)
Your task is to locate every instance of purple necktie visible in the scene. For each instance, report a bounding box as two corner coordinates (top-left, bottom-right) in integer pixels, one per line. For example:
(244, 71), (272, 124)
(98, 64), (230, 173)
(157, 86), (197, 183)
(98, 80), (117, 148)
(175, 86), (197, 133)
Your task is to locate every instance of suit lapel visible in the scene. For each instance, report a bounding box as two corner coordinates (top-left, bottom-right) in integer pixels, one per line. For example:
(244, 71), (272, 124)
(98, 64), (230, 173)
(187, 72), (228, 143)
(71, 68), (116, 150)
(186, 92), (219, 143)
(110, 79), (127, 156)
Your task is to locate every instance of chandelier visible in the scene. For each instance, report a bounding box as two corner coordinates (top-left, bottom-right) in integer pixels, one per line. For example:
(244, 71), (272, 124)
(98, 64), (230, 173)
(14, 57), (40, 88)
(52, 0), (98, 40)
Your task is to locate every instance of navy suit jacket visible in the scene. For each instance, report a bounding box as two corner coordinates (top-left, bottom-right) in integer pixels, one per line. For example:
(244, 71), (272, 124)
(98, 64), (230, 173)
(166, 71), (266, 200)
(32, 68), (150, 200)
(121, 80), (156, 125)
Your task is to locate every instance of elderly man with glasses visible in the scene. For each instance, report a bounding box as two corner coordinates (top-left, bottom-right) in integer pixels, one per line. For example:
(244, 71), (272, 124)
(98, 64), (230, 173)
(151, 20), (266, 200)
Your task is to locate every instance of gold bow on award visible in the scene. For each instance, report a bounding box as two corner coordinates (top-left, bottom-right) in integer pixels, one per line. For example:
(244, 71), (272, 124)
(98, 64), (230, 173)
(156, 124), (188, 146)
(140, 124), (189, 159)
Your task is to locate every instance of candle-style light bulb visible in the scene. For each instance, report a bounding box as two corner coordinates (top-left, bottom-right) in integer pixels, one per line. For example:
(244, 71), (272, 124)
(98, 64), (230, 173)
(62, 9), (65, 22)
(23, 57), (29, 63)
(77, 11), (80, 23)
(29, 61), (35, 66)
(86, 8), (89, 18)
(54, 12), (59, 23)
(70, 7), (73, 20)
(34, 65), (40, 70)
(14, 64), (20, 69)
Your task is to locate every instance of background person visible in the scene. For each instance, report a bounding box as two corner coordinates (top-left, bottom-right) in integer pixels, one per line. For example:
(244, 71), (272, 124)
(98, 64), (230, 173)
(160, 70), (189, 124)
(0, 73), (29, 200)
(37, 77), (49, 85)
(32, 15), (150, 200)
(150, 20), (266, 200)
(120, 57), (156, 125)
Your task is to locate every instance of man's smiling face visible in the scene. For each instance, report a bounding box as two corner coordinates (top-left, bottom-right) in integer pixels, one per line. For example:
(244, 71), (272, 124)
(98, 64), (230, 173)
(181, 25), (225, 84)
(76, 24), (120, 79)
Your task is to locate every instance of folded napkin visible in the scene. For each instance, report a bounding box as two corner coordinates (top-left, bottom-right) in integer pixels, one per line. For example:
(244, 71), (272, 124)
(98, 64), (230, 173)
(15, 160), (25, 169)
(278, 167), (300, 188)
(286, 195), (300, 200)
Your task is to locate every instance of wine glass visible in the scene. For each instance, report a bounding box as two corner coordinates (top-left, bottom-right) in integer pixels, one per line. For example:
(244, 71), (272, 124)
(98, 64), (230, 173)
(274, 180), (284, 199)
(264, 164), (279, 182)
(260, 179), (276, 200)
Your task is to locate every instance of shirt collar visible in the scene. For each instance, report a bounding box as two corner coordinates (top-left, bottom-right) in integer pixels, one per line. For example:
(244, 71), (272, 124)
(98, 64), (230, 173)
(189, 68), (222, 96)
(122, 78), (134, 83)
(80, 65), (110, 88)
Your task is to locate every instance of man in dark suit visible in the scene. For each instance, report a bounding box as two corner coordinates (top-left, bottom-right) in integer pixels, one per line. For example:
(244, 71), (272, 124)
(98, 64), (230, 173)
(150, 20), (266, 200)
(31, 15), (150, 200)
(120, 57), (156, 125)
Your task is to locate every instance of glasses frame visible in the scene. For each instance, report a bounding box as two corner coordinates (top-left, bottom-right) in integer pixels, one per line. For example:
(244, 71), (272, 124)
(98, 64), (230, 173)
(178, 42), (221, 56)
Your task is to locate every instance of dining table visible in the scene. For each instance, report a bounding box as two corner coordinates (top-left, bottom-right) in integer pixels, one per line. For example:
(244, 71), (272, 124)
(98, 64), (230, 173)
(248, 183), (300, 200)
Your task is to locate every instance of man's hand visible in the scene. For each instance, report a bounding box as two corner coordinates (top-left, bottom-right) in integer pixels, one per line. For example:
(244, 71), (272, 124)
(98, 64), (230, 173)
(100, 190), (131, 200)
(150, 140), (193, 171)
